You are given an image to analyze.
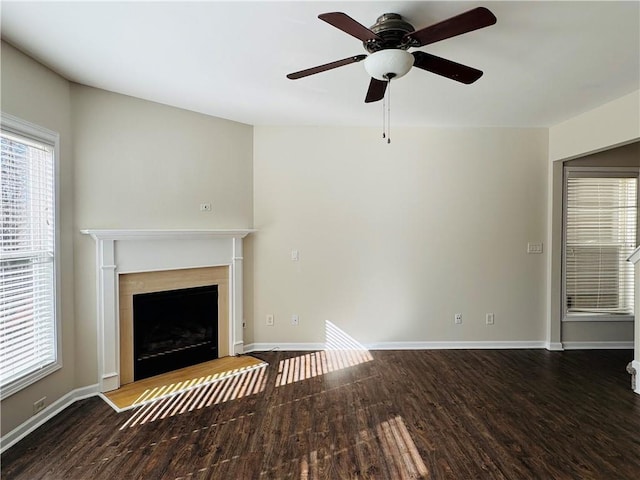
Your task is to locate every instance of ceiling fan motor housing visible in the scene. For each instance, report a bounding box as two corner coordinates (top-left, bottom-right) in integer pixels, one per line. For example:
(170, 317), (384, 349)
(365, 13), (415, 53)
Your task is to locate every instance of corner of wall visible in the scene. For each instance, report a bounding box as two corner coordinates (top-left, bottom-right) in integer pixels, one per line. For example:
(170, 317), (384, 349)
(1, 39), (78, 437)
(548, 90), (640, 162)
(546, 91), (640, 350)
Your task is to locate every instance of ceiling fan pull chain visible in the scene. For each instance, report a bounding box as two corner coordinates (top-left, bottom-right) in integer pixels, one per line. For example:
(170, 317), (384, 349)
(387, 79), (391, 144)
(382, 86), (386, 139)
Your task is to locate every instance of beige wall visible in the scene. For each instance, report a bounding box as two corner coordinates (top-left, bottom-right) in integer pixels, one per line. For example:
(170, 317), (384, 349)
(0, 42), (76, 435)
(71, 85), (254, 385)
(251, 127), (549, 347)
(1, 44), (254, 440)
(549, 90), (640, 162)
(548, 93), (640, 348)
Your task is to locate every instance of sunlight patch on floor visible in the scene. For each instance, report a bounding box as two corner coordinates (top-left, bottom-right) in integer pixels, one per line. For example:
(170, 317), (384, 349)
(255, 416), (428, 479)
(375, 416), (429, 478)
(275, 321), (373, 387)
(104, 356), (264, 410)
(120, 363), (268, 429)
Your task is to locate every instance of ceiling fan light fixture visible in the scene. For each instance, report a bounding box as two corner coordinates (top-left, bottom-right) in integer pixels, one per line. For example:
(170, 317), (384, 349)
(364, 49), (414, 81)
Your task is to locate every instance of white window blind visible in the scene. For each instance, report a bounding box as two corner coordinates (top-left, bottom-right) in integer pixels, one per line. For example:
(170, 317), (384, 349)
(1, 118), (58, 396)
(564, 173), (637, 316)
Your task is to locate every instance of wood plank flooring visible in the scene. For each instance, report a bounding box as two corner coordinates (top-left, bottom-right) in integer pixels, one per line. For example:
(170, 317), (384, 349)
(2, 349), (639, 479)
(104, 355), (266, 410)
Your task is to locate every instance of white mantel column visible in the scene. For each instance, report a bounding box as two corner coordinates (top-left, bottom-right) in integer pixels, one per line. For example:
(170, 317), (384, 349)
(96, 238), (119, 392)
(628, 246), (640, 395)
(232, 237), (244, 355)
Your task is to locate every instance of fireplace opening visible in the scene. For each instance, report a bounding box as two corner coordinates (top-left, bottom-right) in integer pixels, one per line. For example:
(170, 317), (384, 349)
(133, 284), (218, 381)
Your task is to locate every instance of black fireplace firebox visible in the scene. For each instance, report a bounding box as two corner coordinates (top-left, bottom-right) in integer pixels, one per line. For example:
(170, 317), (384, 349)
(133, 284), (218, 380)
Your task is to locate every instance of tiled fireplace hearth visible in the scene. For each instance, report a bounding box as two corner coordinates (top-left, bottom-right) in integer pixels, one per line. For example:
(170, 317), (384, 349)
(82, 229), (254, 393)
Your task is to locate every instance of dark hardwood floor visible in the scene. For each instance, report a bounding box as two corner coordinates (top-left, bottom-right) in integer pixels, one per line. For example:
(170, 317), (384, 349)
(2, 349), (639, 479)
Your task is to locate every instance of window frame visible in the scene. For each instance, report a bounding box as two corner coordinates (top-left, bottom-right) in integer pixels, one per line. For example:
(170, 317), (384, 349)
(562, 166), (639, 323)
(1, 112), (62, 399)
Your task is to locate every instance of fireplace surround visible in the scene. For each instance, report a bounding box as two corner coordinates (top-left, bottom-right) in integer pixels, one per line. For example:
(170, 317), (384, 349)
(82, 229), (254, 392)
(118, 265), (229, 385)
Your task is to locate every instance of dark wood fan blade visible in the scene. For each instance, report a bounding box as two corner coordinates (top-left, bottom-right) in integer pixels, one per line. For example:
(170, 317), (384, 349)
(287, 54), (367, 80)
(318, 12), (381, 42)
(412, 51), (483, 84)
(365, 78), (387, 103)
(403, 7), (496, 47)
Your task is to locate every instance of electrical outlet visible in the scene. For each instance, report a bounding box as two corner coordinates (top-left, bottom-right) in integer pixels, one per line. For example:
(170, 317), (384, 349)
(199, 203), (212, 212)
(291, 314), (299, 326)
(454, 313), (462, 325)
(266, 314), (274, 326)
(33, 397), (46, 415)
(486, 313), (495, 325)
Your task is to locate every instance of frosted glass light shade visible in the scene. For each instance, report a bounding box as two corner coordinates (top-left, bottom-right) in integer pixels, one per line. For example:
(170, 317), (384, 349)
(364, 49), (414, 81)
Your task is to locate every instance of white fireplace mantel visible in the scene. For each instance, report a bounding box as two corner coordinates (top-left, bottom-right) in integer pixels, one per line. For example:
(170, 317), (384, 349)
(82, 228), (255, 392)
(81, 229), (255, 241)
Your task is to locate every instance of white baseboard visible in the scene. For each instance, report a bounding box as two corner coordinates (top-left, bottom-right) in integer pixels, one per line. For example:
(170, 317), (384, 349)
(244, 341), (547, 352)
(562, 341), (634, 350)
(244, 342), (326, 352)
(366, 341), (547, 350)
(233, 340), (244, 355)
(545, 342), (565, 351)
(0, 383), (99, 454)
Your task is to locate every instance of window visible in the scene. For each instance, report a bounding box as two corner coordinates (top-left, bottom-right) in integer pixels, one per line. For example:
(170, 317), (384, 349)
(1, 113), (60, 399)
(563, 168), (638, 320)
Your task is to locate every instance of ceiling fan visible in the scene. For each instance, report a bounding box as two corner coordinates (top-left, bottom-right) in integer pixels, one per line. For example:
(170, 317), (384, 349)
(287, 7), (497, 103)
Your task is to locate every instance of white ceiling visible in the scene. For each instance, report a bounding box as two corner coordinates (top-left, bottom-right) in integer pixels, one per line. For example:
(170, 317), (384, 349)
(1, 1), (639, 127)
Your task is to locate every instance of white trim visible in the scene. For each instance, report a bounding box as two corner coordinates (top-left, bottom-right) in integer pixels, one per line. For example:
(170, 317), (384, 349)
(632, 360), (640, 395)
(233, 341), (245, 356)
(244, 341), (547, 352)
(1, 112), (59, 145)
(564, 166), (640, 176)
(545, 342), (565, 351)
(81, 229), (255, 241)
(562, 315), (634, 322)
(82, 230), (253, 392)
(562, 341), (634, 350)
(100, 362), (268, 414)
(0, 112), (62, 400)
(0, 363), (63, 401)
(231, 238), (244, 356)
(98, 392), (122, 412)
(365, 341), (547, 350)
(244, 343), (326, 352)
(628, 246), (640, 264)
(102, 372), (119, 393)
(0, 384), (99, 454)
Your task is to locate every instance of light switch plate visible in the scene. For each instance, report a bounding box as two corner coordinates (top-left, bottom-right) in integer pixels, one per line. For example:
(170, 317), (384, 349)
(527, 242), (543, 254)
